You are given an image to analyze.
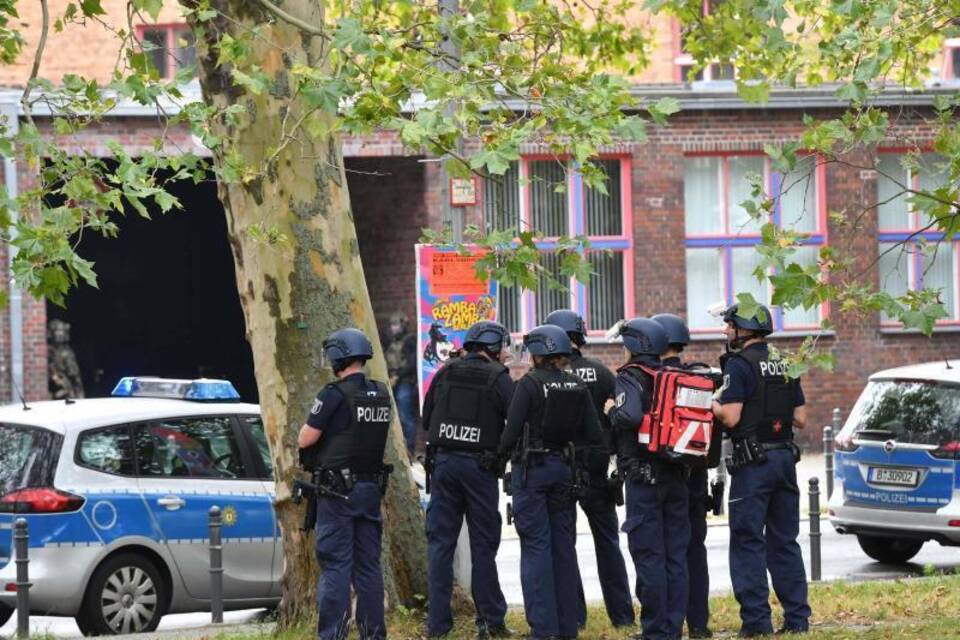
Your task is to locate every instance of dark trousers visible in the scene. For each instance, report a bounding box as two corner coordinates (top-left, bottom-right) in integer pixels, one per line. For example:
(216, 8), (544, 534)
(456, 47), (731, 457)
(575, 472), (634, 628)
(728, 449), (811, 634)
(394, 382), (418, 456)
(623, 468), (690, 640)
(512, 454), (579, 638)
(686, 467), (710, 632)
(315, 482), (385, 640)
(426, 452), (507, 636)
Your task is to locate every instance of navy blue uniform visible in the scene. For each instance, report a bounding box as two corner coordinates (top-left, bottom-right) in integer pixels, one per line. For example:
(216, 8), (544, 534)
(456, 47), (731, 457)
(568, 350), (634, 628)
(662, 356), (710, 635)
(304, 373), (389, 640)
(500, 369), (603, 639)
(609, 356), (690, 640)
(720, 343), (811, 635)
(422, 353), (515, 637)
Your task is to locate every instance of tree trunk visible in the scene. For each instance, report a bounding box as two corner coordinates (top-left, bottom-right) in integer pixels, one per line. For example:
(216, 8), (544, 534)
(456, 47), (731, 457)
(187, 0), (428, 624)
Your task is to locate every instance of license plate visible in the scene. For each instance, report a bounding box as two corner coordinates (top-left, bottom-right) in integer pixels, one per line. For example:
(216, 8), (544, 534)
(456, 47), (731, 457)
(869, 466), (920, 487)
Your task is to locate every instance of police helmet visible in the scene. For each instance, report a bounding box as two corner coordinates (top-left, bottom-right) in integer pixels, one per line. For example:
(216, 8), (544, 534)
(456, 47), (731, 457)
(544, 309), (587, 344)
(651, 313), (690, 347)
(523, 324), (573, 357)
(618, 317), (668, 356)
(322, 328), (374, 364)
(463, 320), (511, 354)
(722, 303), (773, 336)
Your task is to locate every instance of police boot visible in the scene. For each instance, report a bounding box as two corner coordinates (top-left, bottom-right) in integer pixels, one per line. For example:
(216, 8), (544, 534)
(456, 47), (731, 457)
(478, 624), (516, 639)
(689, 628), (714, 638)
(774, 627), (808, 636)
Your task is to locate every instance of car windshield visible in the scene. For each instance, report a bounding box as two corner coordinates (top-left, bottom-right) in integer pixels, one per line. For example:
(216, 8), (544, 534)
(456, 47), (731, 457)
(842, 380), (960, 447)
(0, 424), (63, 495)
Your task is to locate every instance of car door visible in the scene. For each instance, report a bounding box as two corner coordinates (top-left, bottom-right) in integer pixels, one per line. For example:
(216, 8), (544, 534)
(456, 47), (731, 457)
(237, 415), (282, 597)
(134, 415), (275, 600)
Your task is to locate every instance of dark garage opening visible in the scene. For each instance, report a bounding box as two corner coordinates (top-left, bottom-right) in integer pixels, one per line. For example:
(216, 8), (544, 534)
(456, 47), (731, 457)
(47, 171), (259, 401)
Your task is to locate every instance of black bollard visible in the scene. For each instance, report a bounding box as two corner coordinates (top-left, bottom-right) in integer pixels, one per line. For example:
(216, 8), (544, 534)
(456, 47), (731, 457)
(14, 518), (30, 639)
(209, 506), (224, 624)
(808, 477), (821, 582)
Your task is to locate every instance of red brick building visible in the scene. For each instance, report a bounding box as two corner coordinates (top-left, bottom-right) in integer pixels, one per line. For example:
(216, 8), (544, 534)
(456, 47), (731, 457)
(1, 7), (960, 448)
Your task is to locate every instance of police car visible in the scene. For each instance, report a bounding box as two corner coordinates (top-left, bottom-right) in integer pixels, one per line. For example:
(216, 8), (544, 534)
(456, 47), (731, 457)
(829, 361), (960, 564)
(0, 377), (280, 635)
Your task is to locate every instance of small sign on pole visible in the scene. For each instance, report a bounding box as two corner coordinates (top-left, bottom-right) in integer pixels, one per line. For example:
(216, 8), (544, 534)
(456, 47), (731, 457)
(449, 177), (478, 207)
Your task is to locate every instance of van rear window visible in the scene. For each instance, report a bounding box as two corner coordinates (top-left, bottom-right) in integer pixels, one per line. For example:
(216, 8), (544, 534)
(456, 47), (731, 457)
(0, 424), (63, 495)
(842, 380), (960, 447)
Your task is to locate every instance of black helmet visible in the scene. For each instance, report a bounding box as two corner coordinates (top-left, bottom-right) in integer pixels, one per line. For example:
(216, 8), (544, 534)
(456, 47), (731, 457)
(618, 318), (668, 356)
(322, 328), (374, 363)
(523, 324), (573, 356)
(544, 309), (587, 344)
(651, 313), (690, 347)
(463, 320), (511, 353)
(722, 303), (773, 336)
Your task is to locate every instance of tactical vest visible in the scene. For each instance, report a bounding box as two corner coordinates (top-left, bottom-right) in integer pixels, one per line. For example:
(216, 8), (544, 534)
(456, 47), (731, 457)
(314, 376), (393, 473)
(568, 353), (614, 472)
(426, 357), (505, 452)
(524, 369), (589, 450)
(731, 344), (798, 443)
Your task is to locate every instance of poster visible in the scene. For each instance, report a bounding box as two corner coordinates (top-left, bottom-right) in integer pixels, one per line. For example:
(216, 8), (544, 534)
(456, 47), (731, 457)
(415, 245), (498, 406)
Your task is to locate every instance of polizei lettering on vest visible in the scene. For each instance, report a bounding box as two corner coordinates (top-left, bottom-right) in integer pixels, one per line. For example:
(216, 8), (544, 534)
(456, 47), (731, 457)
(572, 367), (598, 383)
(439, 422), (482, 443)
(541, 381), (580, 397)
(357, 406), (391, 422)
(758, 360), (789, 377)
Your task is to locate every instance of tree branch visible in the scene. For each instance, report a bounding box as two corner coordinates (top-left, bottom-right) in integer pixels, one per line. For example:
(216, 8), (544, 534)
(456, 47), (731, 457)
(21, 0), (50, 130)
(255, 0), (330, 40)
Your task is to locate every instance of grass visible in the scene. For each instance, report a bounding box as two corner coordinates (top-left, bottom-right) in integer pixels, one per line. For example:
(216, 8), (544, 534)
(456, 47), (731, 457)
(210, 574), (960, 640)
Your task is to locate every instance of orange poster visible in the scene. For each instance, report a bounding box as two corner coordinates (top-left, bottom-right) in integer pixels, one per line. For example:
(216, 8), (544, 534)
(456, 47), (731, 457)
(429, 252), (488, 296)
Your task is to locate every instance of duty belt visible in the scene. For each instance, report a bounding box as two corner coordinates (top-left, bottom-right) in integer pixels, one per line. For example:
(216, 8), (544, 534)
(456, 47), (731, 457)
(759, 441), (793, 451)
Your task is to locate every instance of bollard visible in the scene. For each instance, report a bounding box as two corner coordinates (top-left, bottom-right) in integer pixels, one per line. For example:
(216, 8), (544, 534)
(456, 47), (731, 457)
(14, 518), (30, 639)
(823, 425), (834, 500)
(808, 478), (821, 582)
(832, 407), (842, 432)
(208, 506), (224, 624)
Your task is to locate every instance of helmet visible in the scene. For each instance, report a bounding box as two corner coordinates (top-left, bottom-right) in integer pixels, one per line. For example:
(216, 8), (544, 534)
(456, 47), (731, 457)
(618, 318), (668, 356)
(722, 303), (773, 336)
(523, 324), (573, 357)
(463, 320), (511, 354)
(544, 310), (587, 343)
(651, 313), (690, 347)
(322, 328), (374, 363)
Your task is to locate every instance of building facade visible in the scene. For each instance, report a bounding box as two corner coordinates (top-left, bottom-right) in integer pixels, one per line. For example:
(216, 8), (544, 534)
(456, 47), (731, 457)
(1, 4), (959, 447)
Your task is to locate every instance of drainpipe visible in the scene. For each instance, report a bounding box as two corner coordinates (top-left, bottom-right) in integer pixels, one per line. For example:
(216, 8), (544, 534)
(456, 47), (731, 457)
(2, 101), (23, 403)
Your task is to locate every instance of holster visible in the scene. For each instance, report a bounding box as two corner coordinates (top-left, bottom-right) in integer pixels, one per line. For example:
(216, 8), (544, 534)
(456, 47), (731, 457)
(479, 450), (503, 476)
(608, 470), (625, 506)
(725, 437), (768, 473)
(502, 470), (513, 496)
(623, 459), (657, 486)
(709, 478), (725, 516)
(423, 446), (436, 494)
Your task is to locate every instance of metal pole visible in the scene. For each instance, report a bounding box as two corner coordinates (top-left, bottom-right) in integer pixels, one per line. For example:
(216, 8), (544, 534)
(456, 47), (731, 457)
(437, 0), (464, 241)
(823, 425), (834, 500)
(208, 506), (223, 624)
(14, 518), (30, 639)
(808, 478), (821, 582)
(832, 407), (842, 432)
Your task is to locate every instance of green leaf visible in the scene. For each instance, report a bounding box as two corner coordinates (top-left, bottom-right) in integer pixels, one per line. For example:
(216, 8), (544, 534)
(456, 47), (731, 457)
(133, 0), (163, 21)
(79, 0), (105, 17)
(737, 81), (770, 104)
(647, 97), (681, 126)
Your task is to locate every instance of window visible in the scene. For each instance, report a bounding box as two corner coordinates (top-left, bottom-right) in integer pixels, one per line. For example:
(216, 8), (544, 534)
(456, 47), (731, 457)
(482, 157), (634, 336)
(674, 1), (735, 83)
(138, 24), (196, 79)
(135, 416), (247, 479)
(243, 416), (273, 479)
(876, 152), (958, 323)
(683, 153), (826, 331)
(0, 425), (62, 494)
(77, 426), (135, 476)
(943, 39), (960, 81)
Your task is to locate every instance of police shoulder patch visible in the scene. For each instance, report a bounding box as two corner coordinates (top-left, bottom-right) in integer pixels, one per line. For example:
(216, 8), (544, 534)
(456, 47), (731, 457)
(310, 398), (323, 415)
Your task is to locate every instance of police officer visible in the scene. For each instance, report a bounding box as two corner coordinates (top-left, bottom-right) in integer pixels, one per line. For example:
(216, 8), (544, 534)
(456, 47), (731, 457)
(652, 313), (711, 639)
(710, 303), (811, 636)
(422, 320), (515, 639)
(607, 318), (689, 640)
(544, 310), (634, 630)
(500, 324), (604, 640)
(297, 328), (392, 640)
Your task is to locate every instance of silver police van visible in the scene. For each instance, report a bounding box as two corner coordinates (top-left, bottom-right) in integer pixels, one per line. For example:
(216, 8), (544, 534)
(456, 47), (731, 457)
(0, 378), (280, 635)
(829, 361), (960, 563)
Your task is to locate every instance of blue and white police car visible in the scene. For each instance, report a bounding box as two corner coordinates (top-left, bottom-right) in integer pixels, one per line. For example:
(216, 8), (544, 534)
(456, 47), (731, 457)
(829, 361), (960, 564)
(0, 377), (280, 635)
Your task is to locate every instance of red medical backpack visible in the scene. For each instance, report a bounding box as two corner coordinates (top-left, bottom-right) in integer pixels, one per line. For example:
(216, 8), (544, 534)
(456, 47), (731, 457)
(625, 363), (717, 465)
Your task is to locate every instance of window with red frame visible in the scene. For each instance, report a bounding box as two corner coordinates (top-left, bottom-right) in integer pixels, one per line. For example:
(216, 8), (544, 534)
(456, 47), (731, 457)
(876, 152), (957, 323)
(482, 158), (634, 336)
(674, 1), (735, 83)
(683, 153), (826, 332)
(138, 24), (196, 79)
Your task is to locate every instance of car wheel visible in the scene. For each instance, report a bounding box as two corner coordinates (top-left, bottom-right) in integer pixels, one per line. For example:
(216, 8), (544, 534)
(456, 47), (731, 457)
(857, 534), (924, 564)
(75, 553), (167, 636)
(0, 603), (13, 627)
